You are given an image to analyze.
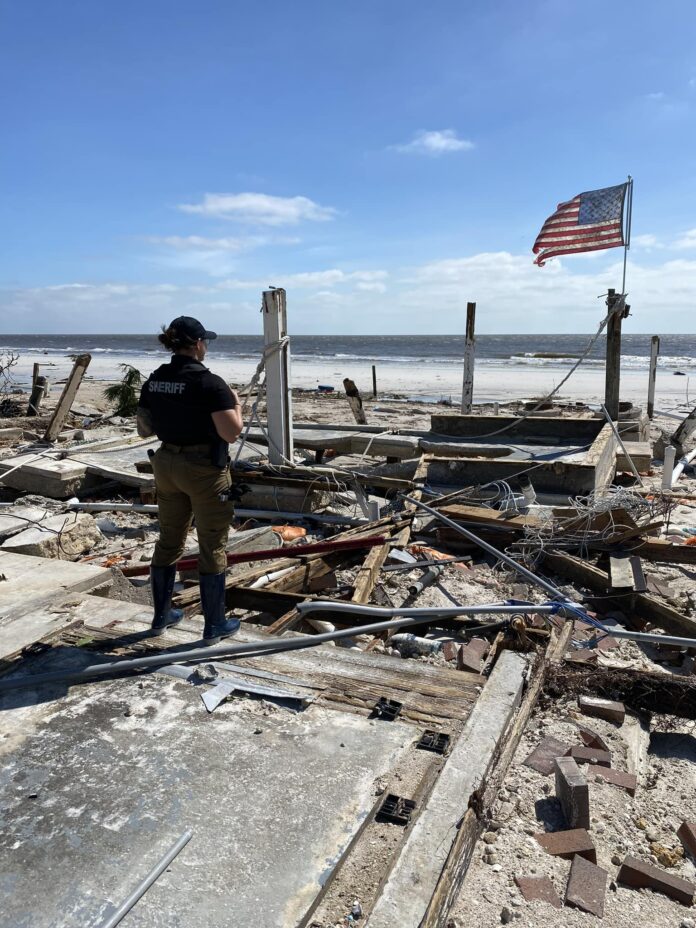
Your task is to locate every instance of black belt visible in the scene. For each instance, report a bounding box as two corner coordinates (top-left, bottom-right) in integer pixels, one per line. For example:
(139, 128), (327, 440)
(161, 442), (213, 454)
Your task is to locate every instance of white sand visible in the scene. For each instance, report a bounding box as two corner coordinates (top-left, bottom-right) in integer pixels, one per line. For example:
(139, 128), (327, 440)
(8, 349), (694, 413)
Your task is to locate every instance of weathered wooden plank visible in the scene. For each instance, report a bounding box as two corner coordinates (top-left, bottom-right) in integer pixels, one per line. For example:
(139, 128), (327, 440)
(0, 552), (112, 662)
(367, 651), (528, 928)
(43, 354), (91, 442)
(632, 537), (696, 566)
(544, 549), (696, 638)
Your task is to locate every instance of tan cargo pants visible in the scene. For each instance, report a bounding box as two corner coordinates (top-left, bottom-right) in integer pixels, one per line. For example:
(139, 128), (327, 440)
(151, 443), (232, 575)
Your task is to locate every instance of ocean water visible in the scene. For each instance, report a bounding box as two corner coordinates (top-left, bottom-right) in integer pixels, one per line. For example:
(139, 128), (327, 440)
(1, 333), (695, 372)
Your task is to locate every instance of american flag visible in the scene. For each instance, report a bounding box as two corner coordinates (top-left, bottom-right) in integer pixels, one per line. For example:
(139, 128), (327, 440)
(533, 183), (628, 266)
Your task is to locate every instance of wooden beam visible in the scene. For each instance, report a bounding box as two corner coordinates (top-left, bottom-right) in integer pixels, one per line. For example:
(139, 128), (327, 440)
(393, 455), (429, 549)
(604, 289), (628, 420)
(26, 375), (47, 417)
(543, 549), (696, 638)
(632, 537), (696, 566)
(460, 301), (476, 414)
(647, 335), (660, 419)
(43, 354), (91, 441)
(368, 651), (528, 928)
(343, 377), (367, 425)
(547, 663), (696, 719)
(351, 538), (393, 604)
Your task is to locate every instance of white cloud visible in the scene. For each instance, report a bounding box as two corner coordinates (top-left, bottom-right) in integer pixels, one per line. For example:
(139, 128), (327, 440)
(674, 228), (696, 249)
(632, 233), (664, 250)
(149, 235), (261, 252)
(145, 233), (301, 277)
(214, 269), (388, 291)
(177, 192), (336, 225)
(645, 91), (666, 101)
(392, 129), (474, 156)
(3, 254), (696, 334)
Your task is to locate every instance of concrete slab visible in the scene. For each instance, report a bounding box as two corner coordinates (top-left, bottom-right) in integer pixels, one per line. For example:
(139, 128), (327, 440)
(0, 551), (112, 661)
(0, 664), (415, 928)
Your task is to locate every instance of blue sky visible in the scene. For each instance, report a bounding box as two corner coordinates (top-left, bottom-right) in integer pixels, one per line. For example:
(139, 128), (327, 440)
(2, 0), (695, 334)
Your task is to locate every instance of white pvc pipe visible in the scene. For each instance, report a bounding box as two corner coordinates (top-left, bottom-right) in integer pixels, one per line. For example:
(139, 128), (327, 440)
(663, 445), (677, 490)
(673, 447), (696, 484)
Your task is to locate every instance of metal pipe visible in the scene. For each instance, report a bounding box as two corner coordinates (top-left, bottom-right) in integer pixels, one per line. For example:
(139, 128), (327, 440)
(296, 602), (560, 619)
(383, 555), (472, 572)
(69, 500), (367, 526)
(125, 534), (387, 578)
(98, 830), (193, 928)
(407, 564), (445, 596)
(589, 628), (696, 650)
(400, 493), (565, 599)
(0, 604), (562, 695)
(600, 403), (644, 485)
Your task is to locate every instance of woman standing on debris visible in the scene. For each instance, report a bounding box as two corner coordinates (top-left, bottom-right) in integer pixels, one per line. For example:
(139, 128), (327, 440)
(136, 316), (243, 643)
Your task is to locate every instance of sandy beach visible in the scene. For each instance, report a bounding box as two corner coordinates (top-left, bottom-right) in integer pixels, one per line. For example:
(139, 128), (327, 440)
(8, 346), (694, 415)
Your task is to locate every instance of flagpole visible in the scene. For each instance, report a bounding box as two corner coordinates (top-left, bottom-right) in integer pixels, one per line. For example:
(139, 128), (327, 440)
(621, 175), (633, 296)
(606, 176), (633, 421)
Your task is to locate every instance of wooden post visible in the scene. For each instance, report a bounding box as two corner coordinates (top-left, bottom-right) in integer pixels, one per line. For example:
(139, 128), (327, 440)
(372, 364), (377, 399)
(43, 354), (91, 441)
(31, 363), (40, 389)
(26, 376), (47, 416)
(343, 378), (367, 425)
(646, 335), (660, 419)
(262, 288), (294, 466)
(671, 404), (696, 456)
(460, 301), (476, 414)
(604, 289), (629, 421)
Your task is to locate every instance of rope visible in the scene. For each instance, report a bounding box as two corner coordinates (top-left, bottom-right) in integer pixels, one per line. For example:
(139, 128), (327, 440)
(470, 295), (624, 440)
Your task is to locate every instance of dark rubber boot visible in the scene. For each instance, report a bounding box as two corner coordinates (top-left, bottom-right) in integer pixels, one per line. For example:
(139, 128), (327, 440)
(200, 572), (240, 644)
(150, 565), (184, 635)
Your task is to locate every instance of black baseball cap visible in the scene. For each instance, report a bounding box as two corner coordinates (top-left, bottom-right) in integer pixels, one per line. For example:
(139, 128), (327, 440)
(169, 316), (217, 342)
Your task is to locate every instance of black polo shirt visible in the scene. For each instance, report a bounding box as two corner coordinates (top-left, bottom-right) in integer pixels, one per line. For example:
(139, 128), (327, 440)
(139, 355), (236, 445)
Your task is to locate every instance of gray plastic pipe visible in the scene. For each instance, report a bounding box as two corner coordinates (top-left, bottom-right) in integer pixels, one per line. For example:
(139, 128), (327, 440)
(400, 493), (565, 599)
(0, 604), (563, 695)
(98, 830), (192, 928)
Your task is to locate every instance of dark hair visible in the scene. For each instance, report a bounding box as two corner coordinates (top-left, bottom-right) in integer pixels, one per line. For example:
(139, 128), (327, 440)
(158, 325), (197, 353)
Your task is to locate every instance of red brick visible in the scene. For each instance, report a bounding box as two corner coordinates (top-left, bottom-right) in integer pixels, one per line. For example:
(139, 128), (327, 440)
(586, 764), (637, 796)
(457, 637), (488, 672)
(578, 695), (625, 724)
(523, 736), (570, 776)
(568, 745), (612, 767)
(618, 855), (695, 906)
(555, 756), (590, 830)
(441, 640), (459, 662)
(577, 723), (611, 753)
(535, 828), (596, 863)
(514, 875), (562, 908)
(678, 822), (696, 859)
(565, 854), (608, 917)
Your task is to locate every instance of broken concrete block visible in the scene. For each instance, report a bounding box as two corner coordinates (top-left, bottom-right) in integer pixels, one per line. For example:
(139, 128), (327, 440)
(535, 828), (596, 863)
(678, 823), (696, 859)
(568, 745), (612, 767)
(586, 764), (637, 796)
(616, 441), (652, 473)
(618, 855), (695, 906)
(524, 736), (570, 776)
(0, 428), (23, 442)
(578, 695), (625, 725)
(1, 513), (102, 560)
(457, 637), (488, 672)
(513, 875), (562, 908)
(577, 723), (611, 752)
(555, 756), (590, 829)
(565, 854), (608, 917)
